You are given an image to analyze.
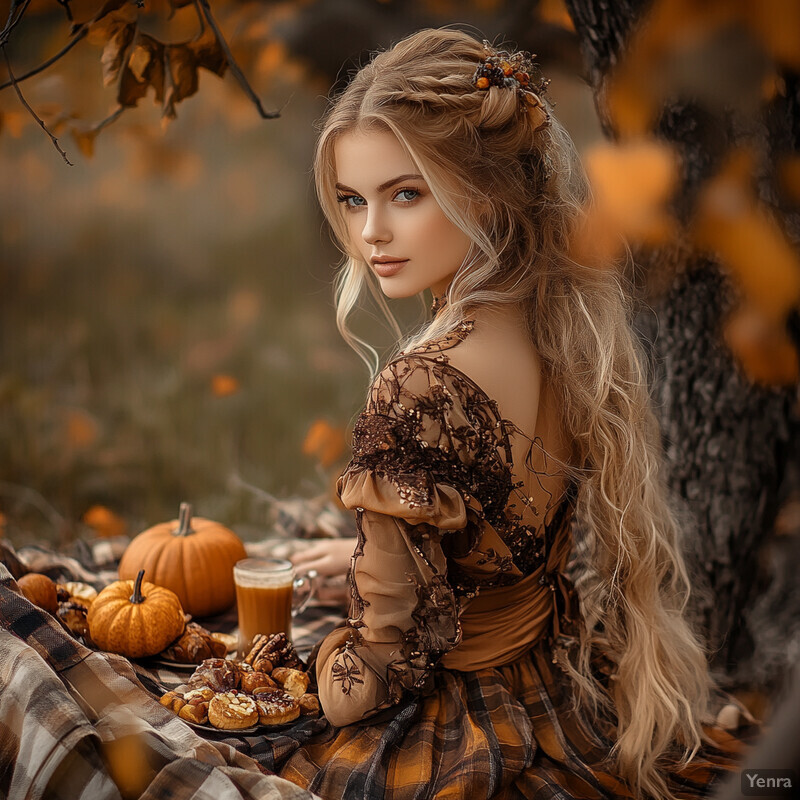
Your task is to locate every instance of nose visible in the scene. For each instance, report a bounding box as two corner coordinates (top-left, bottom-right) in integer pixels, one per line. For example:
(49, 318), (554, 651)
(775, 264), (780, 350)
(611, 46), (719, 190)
(361, 205), (391, 246)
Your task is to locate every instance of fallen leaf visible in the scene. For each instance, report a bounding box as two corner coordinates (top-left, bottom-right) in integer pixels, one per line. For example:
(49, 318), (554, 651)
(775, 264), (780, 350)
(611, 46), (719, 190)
(82, 505), (127, 539)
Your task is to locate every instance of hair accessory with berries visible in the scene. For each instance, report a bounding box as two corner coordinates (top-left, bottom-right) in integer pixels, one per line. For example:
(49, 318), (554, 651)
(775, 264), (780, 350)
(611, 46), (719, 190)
(473, 41), (550, 131)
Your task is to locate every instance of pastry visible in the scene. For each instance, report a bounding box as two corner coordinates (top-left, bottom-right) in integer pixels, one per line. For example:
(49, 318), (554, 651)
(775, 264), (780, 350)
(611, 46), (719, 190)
(299, 693), (320, 716)
(184, 687), (214, 702)
(159, 691), (187, 713)
(244, 632), (303, 672)
(188, 658), (239, 692)
(271, 667), (310, 699)
(210, 632), (237, 653)
(240, 670), (278, 694)
(161, 622), (228, 664)
(254, 690), (300, 725)
(207, 691), (259, 730)
(61, 581), (98, 606)
(178, 697), (210, 725)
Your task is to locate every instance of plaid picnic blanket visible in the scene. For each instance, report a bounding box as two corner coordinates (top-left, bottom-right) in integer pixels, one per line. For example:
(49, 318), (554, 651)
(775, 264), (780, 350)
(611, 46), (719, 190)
(0, 536), (347, 800)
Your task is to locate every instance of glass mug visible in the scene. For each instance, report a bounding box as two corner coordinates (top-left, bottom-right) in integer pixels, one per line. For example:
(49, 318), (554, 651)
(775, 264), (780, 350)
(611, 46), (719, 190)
(233, 558), (317, 654)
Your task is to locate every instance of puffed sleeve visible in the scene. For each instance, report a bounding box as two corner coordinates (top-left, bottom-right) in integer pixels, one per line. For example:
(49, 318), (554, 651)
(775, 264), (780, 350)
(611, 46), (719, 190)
(316, 357), (486, 727)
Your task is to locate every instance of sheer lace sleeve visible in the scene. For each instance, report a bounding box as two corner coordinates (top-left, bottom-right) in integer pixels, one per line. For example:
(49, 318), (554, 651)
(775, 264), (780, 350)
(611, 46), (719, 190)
(316, 355), (498, 727)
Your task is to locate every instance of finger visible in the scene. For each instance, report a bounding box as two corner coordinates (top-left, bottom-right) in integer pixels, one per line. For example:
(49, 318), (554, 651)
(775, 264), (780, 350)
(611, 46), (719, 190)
(290, 547), (326, 566)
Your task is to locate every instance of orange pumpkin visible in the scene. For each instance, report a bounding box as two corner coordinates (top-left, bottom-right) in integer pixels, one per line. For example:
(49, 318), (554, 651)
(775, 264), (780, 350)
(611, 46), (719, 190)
(88, 570), (185, 658)
(18, 573), (58, 614)
(118, 502), (247, 618)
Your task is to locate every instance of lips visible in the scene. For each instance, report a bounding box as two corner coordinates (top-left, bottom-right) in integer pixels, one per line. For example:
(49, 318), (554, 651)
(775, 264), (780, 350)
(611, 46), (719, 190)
(371, 256), (409, 277)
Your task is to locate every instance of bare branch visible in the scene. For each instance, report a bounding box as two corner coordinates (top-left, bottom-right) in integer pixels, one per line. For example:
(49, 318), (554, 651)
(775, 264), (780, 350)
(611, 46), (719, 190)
(2, 45), (73, 165)
(0, 27), (87, 91)
(194, 0), (280, 119)
(0, 0), (32, 47)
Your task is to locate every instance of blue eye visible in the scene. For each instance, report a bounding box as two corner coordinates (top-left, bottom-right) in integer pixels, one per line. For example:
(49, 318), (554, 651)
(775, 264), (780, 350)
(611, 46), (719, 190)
(395, 189), (419, 202)
(337, 194), (365, 208)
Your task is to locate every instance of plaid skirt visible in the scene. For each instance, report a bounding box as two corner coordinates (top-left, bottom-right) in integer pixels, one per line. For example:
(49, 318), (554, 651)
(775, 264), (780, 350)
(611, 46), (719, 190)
(269, 640), (752, 800)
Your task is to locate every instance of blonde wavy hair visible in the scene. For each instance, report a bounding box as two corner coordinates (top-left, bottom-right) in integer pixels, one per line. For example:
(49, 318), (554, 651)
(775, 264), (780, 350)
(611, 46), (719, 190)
(314, 27), (714, 799)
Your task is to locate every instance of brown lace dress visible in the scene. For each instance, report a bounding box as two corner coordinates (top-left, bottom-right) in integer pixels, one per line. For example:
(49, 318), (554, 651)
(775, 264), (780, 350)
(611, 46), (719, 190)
(277, 325), (750, 800)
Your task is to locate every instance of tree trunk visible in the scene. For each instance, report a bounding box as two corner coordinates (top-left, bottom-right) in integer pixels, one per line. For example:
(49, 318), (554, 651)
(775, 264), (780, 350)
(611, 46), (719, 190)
(565, 0), (800, 689)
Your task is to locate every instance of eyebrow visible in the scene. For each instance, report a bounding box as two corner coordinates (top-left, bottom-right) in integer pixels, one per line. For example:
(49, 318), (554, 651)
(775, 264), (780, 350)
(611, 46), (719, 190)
(335, 173), (425, 194)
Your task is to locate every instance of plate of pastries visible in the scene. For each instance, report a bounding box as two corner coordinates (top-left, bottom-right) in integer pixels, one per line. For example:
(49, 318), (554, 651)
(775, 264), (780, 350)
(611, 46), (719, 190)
(159, 632), (320, 732)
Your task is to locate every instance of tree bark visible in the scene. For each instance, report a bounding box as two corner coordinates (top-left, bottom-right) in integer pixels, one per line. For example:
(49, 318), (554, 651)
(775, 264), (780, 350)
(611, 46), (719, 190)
(565, 0), (800, 689)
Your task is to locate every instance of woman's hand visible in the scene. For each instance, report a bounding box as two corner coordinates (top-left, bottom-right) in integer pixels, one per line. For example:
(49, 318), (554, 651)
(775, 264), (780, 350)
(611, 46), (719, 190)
(290, 538), (357, 579)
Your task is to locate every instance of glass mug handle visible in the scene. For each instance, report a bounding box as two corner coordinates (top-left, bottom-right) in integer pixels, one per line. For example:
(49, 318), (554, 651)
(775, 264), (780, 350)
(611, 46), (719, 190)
(292, 569), (317, 617)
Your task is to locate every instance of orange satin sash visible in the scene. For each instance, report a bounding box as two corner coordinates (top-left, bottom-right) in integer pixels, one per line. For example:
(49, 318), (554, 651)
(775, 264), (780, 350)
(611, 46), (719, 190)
(440, 531), (574, 672)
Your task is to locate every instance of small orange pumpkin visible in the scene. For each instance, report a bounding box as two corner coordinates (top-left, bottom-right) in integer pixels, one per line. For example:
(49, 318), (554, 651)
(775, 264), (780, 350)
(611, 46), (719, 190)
(18, 573), (58, 615)
(88, 570), (185, 658)
(118, 502), (247, 618)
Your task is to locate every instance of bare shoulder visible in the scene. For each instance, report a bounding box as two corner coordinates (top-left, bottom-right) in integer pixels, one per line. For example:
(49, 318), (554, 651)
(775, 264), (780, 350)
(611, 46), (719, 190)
(444, 306), (542, 437)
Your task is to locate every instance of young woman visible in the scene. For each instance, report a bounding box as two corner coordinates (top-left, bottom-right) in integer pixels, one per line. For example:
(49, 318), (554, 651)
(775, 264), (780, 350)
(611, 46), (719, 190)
(280, 27), (752, 800)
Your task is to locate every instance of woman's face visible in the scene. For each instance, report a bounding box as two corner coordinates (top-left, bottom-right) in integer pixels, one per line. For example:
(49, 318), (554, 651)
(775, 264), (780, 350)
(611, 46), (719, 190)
(333, 128), (472, 299)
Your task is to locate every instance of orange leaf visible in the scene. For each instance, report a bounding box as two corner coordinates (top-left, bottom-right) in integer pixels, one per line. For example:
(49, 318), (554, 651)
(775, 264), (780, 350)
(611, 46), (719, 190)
(0, 110), (26, 138)
(778, 156), (800, 205)
(303, 419), (345, 468)
(694, 150), (800, 321)
(538, 0), (575, 31)
(71, 126), (101, 158)
(724, 305), (799, 386)
(746, 0), (800, 70)
(211, 374), (240, 397)
(95, 18), (136, 86)
(82, 505), (127, 539)
(64, 408), (100, 449)
(574, 139), (679, 265)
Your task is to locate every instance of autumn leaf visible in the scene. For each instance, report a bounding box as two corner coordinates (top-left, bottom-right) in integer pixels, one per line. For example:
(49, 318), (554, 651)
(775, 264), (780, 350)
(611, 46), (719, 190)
(724, 304), (799, 386)
(162, 29), (228, 119)
(211, 374), (240, 397)
(778, 155), (800, 205)
(745, 0), (800, 70)
(90, 10), (137, 86)
(82, 505), (127, 539)
(572, 139), (679, 266)
(63, 407), (100, 449)
(119, 31), (165, 108)
(71, 125), (101, 158)
(538, 0), (575, 31)
(303, 419), (345, 468)
(0, 110), (26, 138)
(694, 149), (800, 322)
(188, 27), (228, 78)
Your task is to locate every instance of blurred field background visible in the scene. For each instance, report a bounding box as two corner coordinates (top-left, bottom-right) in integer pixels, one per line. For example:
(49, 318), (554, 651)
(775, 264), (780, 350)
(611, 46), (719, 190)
(0, 0), (601, 546)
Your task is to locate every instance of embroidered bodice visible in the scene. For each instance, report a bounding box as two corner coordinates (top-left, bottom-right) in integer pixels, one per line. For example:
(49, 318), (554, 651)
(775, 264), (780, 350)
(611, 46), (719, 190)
(315, 321), (581, 727)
